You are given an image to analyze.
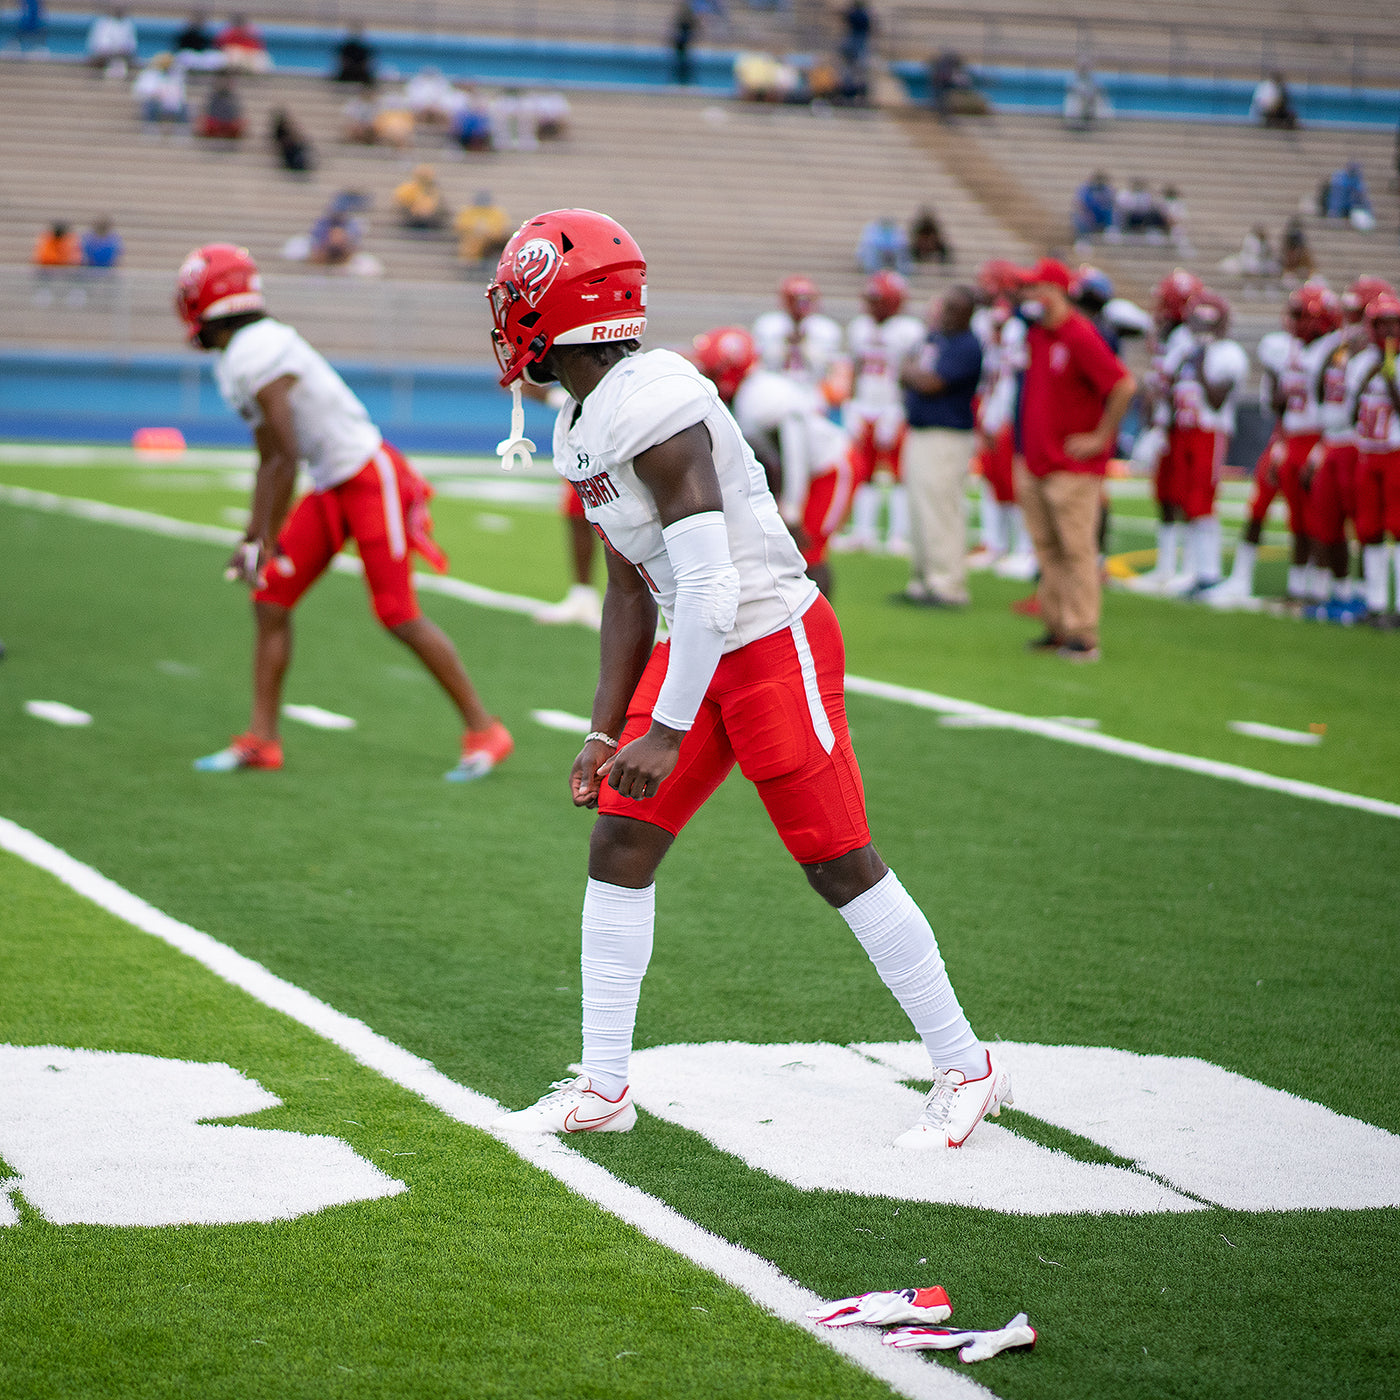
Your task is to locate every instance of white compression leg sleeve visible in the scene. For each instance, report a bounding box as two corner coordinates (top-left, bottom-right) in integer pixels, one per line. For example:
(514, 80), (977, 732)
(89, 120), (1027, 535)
(839, 870), (984, 1078)
(580, 878), (655, 1099)
(886, 483), (910, 548)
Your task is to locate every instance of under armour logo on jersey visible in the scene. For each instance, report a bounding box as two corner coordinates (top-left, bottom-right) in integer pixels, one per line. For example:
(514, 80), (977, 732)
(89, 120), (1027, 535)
(576, 452), (590, 470)
(515, 238), (563, 307)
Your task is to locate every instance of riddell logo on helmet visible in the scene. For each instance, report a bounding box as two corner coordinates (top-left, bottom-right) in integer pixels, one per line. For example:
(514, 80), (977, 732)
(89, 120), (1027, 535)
(592, 321), (644, 342)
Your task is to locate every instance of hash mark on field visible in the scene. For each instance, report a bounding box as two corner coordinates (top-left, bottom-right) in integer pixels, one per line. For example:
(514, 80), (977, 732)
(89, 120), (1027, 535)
(24, 701), (92, 727)
(1228, 720), (1322, 747)
(532, 708), (591, 735)
(283, 704), (356, 731)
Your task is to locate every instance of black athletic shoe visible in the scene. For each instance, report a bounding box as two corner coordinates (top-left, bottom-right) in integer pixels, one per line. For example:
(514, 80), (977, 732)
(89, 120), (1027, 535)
(1025, 631), (1063, 650)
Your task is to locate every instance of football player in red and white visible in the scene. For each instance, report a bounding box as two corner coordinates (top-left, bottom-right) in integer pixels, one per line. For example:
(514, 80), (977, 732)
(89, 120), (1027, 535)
(1132, 268), (1203, 591)
(1156, 289), (1249, 594)
(486, 210), (1007, 1148)
(688, 324), (758, 408)
(1205, 284), (1331, 608)
(176, 243), (512, 778)
(752, 274), (844, 390)
(1345, 292), (1400, 622)
(839, 271), (924, 554)
(968, 259), (1036, 578)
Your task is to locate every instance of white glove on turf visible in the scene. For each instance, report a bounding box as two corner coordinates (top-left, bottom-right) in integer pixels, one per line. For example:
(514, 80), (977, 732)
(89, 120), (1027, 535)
(806, 1286), (952, 1328)
(883, 1311), (1036, 1363)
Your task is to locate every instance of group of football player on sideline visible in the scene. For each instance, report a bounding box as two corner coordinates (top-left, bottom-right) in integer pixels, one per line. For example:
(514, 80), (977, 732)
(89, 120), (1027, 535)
(1131, 268), (1400, 625)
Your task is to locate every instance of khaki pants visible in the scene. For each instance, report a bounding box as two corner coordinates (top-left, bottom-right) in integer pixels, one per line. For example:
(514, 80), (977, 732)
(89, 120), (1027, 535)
(1014, 460), (1103, 647)
(904, 427), (975, 604)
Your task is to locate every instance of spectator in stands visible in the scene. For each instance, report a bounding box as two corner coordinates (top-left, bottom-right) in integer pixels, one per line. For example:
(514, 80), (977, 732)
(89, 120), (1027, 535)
(857, 216), (911, 276)
(451, 85), (494, 150)
(308, 195), (367, 267)
(909, 206), (952, 264)
(1063, 66), (1111, 131)
(332, 25), (376, 85)
(672, 3), (697, 85)
(394, 165), (449, 231)
(841, 1), (873, 65)
(15, 0), (46, 52)
(1280, 217), (1314, 282)
(1251, 71), (1297, 130)
(735, 51), (800, 102)
(1071, 171), (1115, 248)
(340, 83), (379, 143)
(1324, 162), (1375, 229)
(86, 6), (137, 75)
(529, 89), (571, 139)
(1110, 178), (1170, 240)
(271, 109), (314, 173)
(927, 51), (984, 118)
(32, 222), (81, 271)
(491, 89), (539, 150)
(217, 14), (271, 74)
(199, 76), (245, 140)
(81, 216), (123, 270)
(173, 11), (223, 70)
(134, 53), (189, 127)
(406, 67), (461, 127)
(373, 89), (415, 149)
(455, 191), (511, 268)
(1161, 184), (1193, 253)
(1015, 257), (1135, 662)
(1220, 223), (1280, 291)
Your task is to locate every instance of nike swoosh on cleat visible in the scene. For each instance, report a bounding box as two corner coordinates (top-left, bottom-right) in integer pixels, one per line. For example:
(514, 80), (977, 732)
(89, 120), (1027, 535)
(563, 1101), (628, 1133)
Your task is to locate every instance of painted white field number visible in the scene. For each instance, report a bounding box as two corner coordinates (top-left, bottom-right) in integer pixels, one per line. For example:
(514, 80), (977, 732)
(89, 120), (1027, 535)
(0, 1046), (406, 1227)
(628, 1041), (1400, 1216)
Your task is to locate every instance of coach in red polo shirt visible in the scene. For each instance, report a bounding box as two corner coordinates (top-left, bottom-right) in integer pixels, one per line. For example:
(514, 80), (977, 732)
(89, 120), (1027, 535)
(1015, 257), (1135, 660)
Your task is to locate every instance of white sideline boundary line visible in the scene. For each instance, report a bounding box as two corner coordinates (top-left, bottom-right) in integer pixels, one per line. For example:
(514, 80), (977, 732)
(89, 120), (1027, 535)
(0, 815), (990, 1400)
(4, 483), (1397, 823)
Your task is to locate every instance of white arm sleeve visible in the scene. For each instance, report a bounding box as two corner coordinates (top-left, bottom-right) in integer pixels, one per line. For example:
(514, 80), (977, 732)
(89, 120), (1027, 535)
(651, 512), (741, 732)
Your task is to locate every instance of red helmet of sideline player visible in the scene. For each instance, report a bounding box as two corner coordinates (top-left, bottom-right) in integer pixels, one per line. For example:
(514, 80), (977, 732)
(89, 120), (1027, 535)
(1185, 288), (1230, 338)
(1365, 292), (1400, 346)
(976, 259), (1024, 299)
(690, 325), (758, 404)
(863, 270), (907, 322)
(1286, 284), (1341, 342)
(779, 274), (820, 320)
(174, 243), (264, 345)
(487, 208), (646, 387)
(1342, 275), (1396, 323)
(1154, 268), (1204, 333)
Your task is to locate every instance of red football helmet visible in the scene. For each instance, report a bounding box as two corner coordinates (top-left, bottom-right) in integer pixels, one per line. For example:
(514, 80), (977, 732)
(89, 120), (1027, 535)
(1365, 292), (1400, 344)
(1342, 275), (1396, 323)
(1154, 268), (1204, 331)
(487, 208), (647, 386)
(174, 243), (264, 343)
(1287, 284), (1341, 342)
(863, 270), (907, 321)
(779, 275), (820, 320)
(977, 259), (1025, 299)
(1186, 288), (1230, 337)
(689, 326), (758, 403)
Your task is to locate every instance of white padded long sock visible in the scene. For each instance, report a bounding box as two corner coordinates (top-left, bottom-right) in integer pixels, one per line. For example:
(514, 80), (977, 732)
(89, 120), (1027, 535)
(979, 482), (1006, 553)
(1229, 539), (1257, 591)
(849, 482), (880, 541)
(580, 878), (655, 1099)
(839, 870), (984, 1078)
(1363, 544), (1390, 613)
(886, 483), (910, 546)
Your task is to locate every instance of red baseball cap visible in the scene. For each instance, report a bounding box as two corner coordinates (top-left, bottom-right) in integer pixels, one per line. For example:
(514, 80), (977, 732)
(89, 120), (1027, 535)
(1026, 257), (1074, 290)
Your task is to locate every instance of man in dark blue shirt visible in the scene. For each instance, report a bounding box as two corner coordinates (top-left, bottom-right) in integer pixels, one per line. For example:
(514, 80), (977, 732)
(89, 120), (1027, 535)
(897, 286), (983, 606)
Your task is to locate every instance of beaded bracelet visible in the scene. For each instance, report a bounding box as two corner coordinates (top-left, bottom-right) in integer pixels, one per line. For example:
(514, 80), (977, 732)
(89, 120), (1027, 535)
(584, 731), (619, 748)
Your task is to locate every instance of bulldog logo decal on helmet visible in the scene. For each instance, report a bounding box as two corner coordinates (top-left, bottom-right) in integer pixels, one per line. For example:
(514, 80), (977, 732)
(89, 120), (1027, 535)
(514, 238), (563, 307)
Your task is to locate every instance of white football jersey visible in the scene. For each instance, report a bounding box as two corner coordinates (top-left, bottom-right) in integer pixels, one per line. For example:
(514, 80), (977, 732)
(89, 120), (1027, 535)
(552, 350), (818, 651)
(1256, 331), (1323, 436)
(752, 310), (843, 383)
(1345, 347), (1400, 452)
(216, 319), (381, 492)
(733, 368), (848, 522)
(976, 314), (1026, 435)
(1150, 323), (1196, 427)
(1163, 336), (1250, 435)
(1312, 329), (1359, 442)
(845, 312), (926, 412)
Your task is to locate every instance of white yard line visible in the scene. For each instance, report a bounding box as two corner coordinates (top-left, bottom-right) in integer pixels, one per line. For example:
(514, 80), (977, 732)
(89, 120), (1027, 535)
(23, 700), (93, 727)
(0, 815), (990, 1400)
(3, 483), (1396, 822)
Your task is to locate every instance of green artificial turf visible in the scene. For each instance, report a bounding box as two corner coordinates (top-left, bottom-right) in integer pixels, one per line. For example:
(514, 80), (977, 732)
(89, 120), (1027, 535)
(2, 475), (1399, 1400)
(0, 853), (898, 1400)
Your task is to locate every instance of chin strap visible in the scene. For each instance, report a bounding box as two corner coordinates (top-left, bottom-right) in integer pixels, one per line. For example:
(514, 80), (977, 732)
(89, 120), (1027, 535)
(497, 380), (537, 473)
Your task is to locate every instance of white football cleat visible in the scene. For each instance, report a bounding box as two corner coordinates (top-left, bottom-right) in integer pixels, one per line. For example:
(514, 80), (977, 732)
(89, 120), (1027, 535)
(534, 584), (602, 628)
(894, 1053), (1012, 1149)
(492, 1075), (636, 1135)
(1200, 578), (1258, 611)
(992, 551), (1039, 581)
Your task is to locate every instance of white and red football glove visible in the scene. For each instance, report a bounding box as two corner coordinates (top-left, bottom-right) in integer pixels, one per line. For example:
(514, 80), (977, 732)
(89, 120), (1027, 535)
(883, 1311), (1036, 1363)
(806, 1286), (952, 1328)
